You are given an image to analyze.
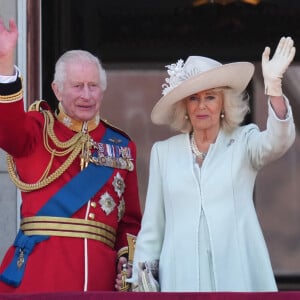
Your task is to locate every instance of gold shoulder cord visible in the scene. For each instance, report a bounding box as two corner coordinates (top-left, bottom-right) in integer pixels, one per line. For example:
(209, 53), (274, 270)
(7, 110), (90, 192)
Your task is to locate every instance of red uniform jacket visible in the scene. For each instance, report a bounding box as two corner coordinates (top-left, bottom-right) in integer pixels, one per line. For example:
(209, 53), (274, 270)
(0, 78), (142, 293)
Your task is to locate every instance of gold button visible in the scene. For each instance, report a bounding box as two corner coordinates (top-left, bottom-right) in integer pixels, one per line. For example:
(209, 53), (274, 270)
(88, 213), (95, 220)
(90, 201), (97, 208)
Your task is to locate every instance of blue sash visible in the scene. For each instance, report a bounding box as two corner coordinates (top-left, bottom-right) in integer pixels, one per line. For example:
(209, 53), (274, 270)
(0, 127), (130, 287)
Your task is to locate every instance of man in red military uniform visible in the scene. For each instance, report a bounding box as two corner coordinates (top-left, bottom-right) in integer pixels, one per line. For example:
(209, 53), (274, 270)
(0, 18), (141, 293)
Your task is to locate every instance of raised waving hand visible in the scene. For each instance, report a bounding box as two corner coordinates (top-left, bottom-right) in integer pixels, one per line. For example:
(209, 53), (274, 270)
(262, 36), (296, 96)
(0, 18), (18, 75)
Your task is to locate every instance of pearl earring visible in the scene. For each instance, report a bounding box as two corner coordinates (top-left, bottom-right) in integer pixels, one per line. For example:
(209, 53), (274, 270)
(185, 114), (189, 120)
(220, 112), (225, 119)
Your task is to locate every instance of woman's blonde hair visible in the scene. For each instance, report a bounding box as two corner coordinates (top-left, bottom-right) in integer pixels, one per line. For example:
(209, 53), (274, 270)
(169, 87), (250, 133)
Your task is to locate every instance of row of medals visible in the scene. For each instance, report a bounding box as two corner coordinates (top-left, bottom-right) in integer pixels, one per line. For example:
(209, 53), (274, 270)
(89, 140), (134, 171)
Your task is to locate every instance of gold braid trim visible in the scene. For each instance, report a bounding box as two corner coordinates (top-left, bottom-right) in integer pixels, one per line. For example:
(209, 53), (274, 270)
(0, 89), (23, 103)
(7, 110), (90, 192)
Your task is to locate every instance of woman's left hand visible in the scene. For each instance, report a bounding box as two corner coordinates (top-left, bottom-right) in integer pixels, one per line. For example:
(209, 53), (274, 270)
(262, 36), (296, 96)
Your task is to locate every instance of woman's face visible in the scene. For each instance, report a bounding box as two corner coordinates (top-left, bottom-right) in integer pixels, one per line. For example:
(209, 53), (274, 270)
(186, 89), (224, 132)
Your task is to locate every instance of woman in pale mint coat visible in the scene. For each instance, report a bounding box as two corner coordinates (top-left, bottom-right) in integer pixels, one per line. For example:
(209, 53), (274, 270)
(115, 37), (296, 292)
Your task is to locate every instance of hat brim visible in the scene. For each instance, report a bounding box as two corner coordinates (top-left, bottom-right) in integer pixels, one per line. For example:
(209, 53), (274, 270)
(151, 62), (254, 125)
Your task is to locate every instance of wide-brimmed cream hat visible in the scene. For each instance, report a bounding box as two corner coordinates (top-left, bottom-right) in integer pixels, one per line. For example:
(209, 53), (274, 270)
(151, 56), (254, 125)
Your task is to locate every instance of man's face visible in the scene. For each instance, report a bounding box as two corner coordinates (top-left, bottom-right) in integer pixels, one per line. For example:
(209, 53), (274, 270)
(53, 60), (104, 121)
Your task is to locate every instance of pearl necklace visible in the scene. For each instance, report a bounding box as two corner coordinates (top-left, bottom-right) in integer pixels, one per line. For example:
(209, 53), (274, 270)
(190, 132), (207, 165)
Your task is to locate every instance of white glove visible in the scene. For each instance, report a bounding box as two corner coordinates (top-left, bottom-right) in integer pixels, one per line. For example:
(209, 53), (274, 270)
(262, 36), (296, 96)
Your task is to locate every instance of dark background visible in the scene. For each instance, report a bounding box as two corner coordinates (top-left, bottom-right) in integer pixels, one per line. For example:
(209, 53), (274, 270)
(41, 0), (300, 109)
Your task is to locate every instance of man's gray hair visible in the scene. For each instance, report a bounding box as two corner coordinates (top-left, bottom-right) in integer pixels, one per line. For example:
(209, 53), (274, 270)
(52, 50), (107, 91)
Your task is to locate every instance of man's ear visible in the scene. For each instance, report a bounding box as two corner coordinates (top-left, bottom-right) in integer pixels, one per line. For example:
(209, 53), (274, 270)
(51, 82), (61, 102)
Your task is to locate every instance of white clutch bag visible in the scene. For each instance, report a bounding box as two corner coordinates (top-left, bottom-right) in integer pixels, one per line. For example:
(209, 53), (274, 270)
(132, 260), (160, 292)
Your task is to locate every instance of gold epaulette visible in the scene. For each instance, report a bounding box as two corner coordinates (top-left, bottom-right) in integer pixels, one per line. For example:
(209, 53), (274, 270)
(28, 100), (51, 112)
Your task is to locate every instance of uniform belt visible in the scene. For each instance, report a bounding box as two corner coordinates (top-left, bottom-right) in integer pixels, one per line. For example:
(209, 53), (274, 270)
(20, 216), (116, 249)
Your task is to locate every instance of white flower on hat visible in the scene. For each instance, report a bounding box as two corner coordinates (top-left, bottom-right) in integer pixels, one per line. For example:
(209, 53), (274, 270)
(162, 59), (185, 96)
(161, 56), (222, 96)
